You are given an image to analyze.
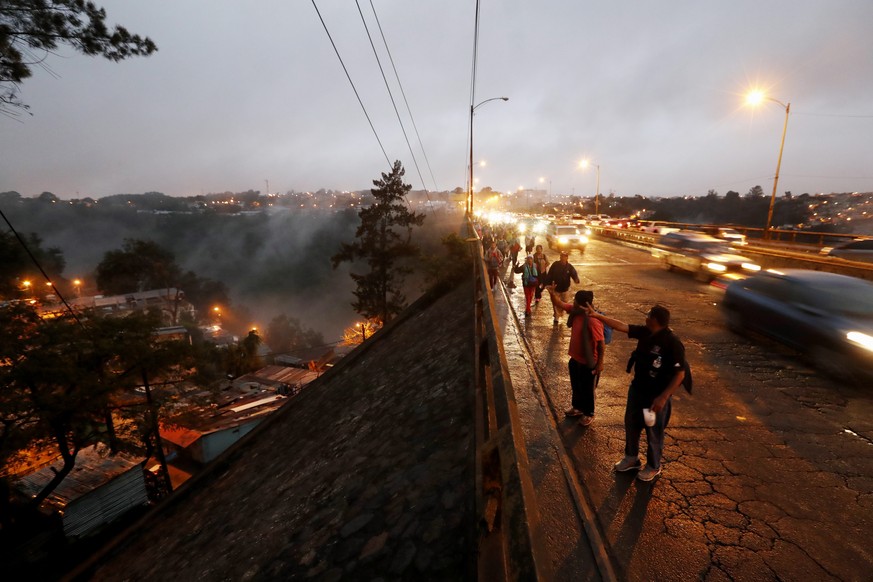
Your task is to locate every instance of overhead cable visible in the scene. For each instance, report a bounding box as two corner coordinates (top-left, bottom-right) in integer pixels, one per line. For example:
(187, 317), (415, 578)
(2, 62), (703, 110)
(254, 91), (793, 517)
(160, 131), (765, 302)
(354, 0), (429, 197)
(368, 0), (440, 193)
(0, 206), (83, 327)
(310, 0), (391, 166)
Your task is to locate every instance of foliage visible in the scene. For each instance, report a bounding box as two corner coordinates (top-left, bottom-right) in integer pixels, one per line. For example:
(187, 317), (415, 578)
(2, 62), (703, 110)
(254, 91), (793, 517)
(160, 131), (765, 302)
(331, 161), (425, 324)
(95, 239), (181, 294)
(340, 320), (382, 346)
(0, 0), (157, 115)
(421, 231), (472, 294)
(0, 230), (65, 298)
(0, 304), (188, 509)
(265, 314), (323, 355)
(223, 330), (263, 378)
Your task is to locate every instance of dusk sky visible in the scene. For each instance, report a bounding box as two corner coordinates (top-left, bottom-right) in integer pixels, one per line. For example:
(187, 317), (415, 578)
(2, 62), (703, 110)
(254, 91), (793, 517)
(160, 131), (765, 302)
(2, 1), (872, 200)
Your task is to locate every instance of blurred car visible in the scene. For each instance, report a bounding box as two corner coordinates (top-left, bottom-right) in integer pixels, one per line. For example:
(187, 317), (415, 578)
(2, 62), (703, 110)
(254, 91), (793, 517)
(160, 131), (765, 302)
(820, 238), (873, 263)
(715, 227), (747, 246)
(721, 269), (873, 381)
(546, 222), (589, 252)
(651, 230), (760, 282)
(640, 221), (680, 235)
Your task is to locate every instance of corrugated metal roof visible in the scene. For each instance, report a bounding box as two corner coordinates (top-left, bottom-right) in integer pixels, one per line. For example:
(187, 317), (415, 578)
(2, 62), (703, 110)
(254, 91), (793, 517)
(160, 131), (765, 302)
(14, 444), (147, 518)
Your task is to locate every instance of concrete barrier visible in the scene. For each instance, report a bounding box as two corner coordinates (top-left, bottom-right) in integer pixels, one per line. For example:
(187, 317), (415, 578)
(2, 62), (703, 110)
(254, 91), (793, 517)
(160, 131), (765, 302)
(469, 220), (552, 581)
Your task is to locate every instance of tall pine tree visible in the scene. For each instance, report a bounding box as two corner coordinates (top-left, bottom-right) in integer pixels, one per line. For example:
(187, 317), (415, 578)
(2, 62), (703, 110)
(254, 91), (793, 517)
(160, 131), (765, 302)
(332, 161), (425, 324)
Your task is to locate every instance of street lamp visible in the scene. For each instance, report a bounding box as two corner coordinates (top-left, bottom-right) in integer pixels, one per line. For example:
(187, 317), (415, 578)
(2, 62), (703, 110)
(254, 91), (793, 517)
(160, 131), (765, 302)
(746, 90), (791, 239)
(579, 159), (601, 215)
(73, 279), (82, 297)
(469, 97), (509, 216)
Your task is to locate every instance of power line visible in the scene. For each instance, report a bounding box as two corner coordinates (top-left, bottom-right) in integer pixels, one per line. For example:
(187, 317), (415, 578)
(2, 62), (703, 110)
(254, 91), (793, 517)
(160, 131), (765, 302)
(368, 0), (440, 193)
(354, 0), (429, 199)
(0, 206), (84, 327)
(310, 0), (391, 166)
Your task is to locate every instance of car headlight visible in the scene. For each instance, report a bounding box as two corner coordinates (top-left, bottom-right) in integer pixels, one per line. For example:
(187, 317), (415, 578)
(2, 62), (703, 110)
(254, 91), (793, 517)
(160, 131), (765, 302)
(742, 263), (761, 271)
(558, 236), (568, 244)
(706, 262), (727, 272)
(579, 235), (589, 244)
(847, 331), (873, 352)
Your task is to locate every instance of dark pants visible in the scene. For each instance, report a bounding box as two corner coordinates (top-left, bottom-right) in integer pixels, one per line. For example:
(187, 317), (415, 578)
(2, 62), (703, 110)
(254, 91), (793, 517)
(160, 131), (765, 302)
(568, 358), (596, 416)
(488, 268), (499, 289)
(624, 387), (672, 469)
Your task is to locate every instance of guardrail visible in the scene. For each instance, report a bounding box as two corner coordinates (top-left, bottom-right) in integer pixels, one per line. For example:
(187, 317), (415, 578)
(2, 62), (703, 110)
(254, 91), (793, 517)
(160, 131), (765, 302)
(592, 225), (873, 282)
(469, 221), (552, 580)
(629, 221), (862, 246)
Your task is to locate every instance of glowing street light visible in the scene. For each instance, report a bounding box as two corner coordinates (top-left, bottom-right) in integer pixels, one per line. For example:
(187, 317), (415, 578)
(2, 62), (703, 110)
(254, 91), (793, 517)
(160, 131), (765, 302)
(579, 159), (601, 215)
(73, 279), (82, 297)
(746, 90), (791, 239)
(469, 97), (509, 215)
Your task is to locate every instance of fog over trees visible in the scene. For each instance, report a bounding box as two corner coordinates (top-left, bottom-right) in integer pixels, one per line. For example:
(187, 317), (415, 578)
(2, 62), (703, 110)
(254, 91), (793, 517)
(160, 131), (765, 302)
(0, 192), (464, 342)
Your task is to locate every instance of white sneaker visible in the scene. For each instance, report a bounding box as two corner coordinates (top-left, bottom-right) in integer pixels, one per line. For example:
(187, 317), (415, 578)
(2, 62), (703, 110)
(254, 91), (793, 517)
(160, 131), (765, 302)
(636, 465), (662, 482)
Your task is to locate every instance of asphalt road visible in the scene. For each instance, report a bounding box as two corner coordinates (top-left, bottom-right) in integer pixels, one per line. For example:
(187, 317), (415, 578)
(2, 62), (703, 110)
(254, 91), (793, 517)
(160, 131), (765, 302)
(504, 237), (873, 581)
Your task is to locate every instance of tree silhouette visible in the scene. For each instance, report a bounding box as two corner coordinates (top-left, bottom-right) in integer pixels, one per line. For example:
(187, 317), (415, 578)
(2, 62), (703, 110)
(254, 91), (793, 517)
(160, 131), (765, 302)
(331, 161), (425, 324)
(1, 1), (157, 115)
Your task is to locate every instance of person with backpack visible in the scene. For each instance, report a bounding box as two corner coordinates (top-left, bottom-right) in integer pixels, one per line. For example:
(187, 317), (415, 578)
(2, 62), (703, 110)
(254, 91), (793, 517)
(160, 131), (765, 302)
(512, 255), (540, 316)
(584, 303), (687, 482)
(547, 288), (605, 427)
(532, 244), (550, 303)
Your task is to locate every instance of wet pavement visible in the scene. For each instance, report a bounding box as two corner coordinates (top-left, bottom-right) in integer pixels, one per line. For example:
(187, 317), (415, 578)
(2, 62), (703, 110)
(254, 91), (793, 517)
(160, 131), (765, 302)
(497, 237), (873, 581)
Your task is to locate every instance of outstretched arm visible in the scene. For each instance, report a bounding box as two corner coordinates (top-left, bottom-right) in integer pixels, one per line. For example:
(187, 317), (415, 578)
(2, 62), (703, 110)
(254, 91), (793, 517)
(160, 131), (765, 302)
(585, 303), (630, 334)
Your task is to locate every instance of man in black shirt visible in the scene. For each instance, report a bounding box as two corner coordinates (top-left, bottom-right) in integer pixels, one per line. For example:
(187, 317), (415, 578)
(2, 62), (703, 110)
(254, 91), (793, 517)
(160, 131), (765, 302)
(586, 304), (686, 482)
(546, 251), (579, 325)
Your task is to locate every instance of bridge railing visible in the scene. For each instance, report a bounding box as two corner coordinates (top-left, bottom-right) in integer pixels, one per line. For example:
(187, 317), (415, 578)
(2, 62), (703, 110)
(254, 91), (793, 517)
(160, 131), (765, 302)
(469, 221), (552, 580)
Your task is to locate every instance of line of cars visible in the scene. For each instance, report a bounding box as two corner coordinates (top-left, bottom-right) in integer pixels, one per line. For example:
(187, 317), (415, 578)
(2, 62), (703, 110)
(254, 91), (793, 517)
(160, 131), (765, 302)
(650, 229), (873, 381)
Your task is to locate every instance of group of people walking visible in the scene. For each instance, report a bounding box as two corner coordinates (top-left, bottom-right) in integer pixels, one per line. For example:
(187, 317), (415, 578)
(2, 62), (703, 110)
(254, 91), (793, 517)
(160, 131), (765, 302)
(483, 228), (688, 483)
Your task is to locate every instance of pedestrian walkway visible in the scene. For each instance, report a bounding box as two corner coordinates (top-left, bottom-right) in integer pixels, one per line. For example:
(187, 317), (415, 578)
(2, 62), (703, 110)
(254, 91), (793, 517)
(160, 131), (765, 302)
(491, 283), (612, 581)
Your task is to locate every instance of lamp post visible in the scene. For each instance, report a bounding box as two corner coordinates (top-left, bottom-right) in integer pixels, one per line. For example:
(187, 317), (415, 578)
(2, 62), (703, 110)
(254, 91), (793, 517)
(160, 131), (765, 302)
(469, 97), (508, 216)
(746, 91), (790, 239)
(579, 159), (601, 215)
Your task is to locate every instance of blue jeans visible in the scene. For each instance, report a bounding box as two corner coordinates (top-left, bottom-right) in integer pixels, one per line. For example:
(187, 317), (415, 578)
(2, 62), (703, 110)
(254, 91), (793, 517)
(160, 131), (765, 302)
(624, 387), (672, 469)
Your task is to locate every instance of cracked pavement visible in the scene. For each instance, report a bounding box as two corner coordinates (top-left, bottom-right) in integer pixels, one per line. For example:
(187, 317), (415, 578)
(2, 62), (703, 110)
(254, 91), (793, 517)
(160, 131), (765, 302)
(502, 237), (873, 581)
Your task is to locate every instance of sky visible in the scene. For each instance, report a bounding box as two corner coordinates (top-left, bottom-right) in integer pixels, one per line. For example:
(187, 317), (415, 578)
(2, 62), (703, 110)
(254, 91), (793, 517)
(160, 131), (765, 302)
(2, 1), (873, 200)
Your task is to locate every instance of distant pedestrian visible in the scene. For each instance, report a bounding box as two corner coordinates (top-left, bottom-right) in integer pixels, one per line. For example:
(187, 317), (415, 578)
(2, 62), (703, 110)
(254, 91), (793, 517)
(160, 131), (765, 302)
(506, 233), (521, 289)
(532, 244), (550, 302)
(513, 255), (540, 315)
(585, 304), (686, 482)
(525, 233), (536, 254)
(547, 288), (605, 426)
(485, 240), (504, 289)
(547, 251), (579, 324)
